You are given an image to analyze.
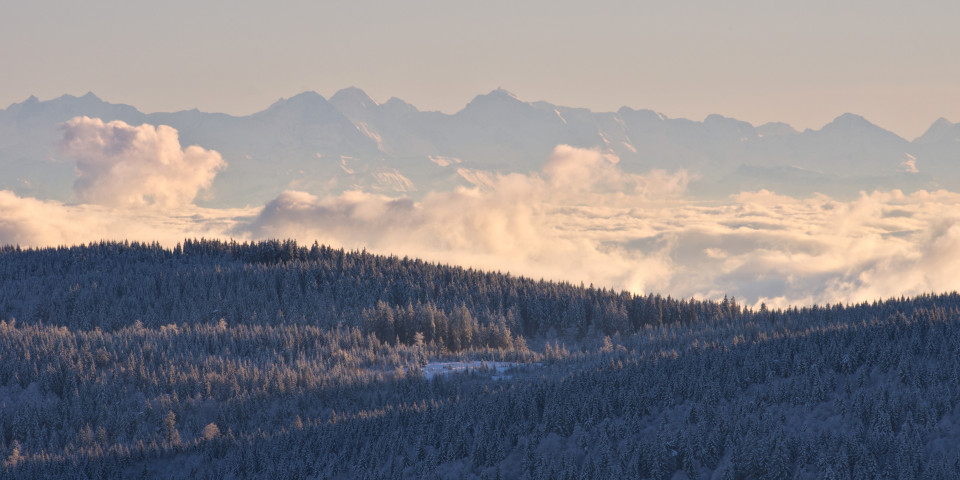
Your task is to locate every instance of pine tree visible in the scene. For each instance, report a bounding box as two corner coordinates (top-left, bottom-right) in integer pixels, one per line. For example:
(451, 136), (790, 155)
(164, 411), (181, 447)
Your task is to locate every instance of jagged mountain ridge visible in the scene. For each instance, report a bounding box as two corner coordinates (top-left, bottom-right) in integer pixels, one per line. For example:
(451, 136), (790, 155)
(1, 89), (957, 206)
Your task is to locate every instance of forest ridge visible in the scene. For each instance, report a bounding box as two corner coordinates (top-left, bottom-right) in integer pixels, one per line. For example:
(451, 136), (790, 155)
(2, 240), (960, 478)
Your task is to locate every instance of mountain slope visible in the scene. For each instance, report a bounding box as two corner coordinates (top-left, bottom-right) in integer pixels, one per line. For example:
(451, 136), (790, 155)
(1, 90), (957, 206)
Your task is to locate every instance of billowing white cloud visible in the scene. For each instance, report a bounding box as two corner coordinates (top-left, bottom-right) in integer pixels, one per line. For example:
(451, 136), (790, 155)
(60, 117), (225, 207)
(242, 146), (684, 294)
(542, 144), (688, 199)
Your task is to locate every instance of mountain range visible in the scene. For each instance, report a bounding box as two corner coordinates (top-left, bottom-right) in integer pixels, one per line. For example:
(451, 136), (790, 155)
(2, 88), (958, 206)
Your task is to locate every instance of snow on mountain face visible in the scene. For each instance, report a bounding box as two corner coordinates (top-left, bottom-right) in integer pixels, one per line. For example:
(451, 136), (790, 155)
(428, 156), (462, 167)
(2, 90), (959, 207)
(371, 168), (416, 193)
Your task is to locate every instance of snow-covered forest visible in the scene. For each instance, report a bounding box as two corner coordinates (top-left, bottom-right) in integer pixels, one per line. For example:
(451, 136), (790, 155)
(2, 240), (960, 478)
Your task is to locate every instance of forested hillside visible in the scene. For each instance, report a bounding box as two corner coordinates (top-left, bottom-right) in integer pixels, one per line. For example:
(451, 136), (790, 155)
(2, 240), (960, 478)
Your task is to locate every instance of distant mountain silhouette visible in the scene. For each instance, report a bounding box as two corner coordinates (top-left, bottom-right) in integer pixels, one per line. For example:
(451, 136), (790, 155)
(1, 89), (957, 206)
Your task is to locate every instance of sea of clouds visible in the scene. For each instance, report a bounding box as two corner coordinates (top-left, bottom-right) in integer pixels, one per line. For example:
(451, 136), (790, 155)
(3, 118), (960, 308)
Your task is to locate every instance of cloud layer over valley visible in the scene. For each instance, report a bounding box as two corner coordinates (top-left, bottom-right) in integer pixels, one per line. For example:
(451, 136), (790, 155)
(4, 117), (960, 308)
(242, 154), (960, 309)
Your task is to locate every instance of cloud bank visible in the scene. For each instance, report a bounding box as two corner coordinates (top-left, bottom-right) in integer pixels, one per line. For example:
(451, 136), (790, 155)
(0, 190), (254, 247)
(241, 147), (960, 308)
(242, 146), (684, 295)
(61, 116), (225, 207)
(5, 126), (960, 309)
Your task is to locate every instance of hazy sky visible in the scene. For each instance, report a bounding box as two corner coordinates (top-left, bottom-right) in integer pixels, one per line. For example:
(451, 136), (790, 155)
(2, 0), (958, 138)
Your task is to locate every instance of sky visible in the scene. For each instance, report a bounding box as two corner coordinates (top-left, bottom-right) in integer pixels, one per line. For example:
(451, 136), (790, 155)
(2, 0), (958, 139)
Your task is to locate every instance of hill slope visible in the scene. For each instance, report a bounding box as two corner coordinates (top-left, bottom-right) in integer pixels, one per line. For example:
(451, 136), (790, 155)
(2, 240), (960, 478)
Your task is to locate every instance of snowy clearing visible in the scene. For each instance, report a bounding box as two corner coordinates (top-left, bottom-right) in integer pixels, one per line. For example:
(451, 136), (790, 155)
(413, 361), (528, 380)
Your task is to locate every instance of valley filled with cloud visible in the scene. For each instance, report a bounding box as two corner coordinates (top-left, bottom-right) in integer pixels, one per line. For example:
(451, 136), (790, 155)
(3, 114), (960, 309)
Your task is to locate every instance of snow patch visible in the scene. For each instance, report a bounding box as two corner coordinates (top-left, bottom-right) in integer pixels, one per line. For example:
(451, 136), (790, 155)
(900, 153), (919, 173)
(372, 168), (415, 192)
(414, 361), (527, 380)
(457, 168), (497, 190)
(354, 122), (384, 150)
(598, 132), (611, 147)
(340, 156), (355, 174)
(428, 155), (463, 167)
